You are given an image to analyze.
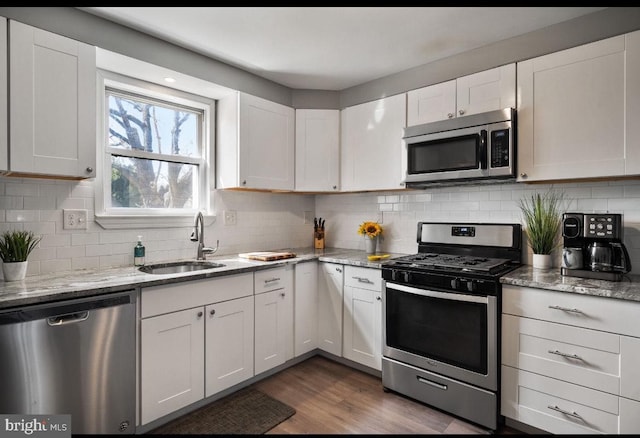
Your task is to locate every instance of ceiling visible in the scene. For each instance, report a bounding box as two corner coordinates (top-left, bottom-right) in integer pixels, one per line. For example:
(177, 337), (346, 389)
(80, 7), (606, 91)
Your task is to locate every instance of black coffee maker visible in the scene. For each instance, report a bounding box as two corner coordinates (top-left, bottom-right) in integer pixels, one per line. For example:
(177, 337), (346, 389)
(561, 213), (632, 281)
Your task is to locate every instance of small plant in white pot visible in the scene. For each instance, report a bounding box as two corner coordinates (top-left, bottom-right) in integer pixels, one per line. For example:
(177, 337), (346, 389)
(0, 230), (41, 281)
(518, 190), (564, 269)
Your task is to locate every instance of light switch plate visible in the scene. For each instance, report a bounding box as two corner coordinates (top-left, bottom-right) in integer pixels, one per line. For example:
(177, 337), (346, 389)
(304, 211), (312, 224)
(63, 209), (88, 230)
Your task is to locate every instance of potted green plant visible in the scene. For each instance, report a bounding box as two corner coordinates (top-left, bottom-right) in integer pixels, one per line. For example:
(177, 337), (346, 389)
(0, 230), (41, 281)
(517, 190), (565, 269)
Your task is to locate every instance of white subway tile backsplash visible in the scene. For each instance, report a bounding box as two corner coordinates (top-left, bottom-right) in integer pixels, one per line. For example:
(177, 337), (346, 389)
(2, 176), (640, 278)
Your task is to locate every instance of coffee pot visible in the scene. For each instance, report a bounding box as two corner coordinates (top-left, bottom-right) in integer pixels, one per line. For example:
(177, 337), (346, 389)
(588, 240), (632, 273)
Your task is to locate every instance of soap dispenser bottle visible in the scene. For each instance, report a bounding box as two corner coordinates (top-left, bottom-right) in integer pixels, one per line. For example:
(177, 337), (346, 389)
(134, 235), (145, 266)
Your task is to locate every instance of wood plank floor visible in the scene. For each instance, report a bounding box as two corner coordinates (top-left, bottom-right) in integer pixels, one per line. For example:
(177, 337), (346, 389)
(252, 355), (522, 435)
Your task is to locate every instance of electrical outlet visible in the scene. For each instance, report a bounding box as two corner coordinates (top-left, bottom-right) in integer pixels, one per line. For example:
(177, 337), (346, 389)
(303, 211), (312, 224)
(223, 210), (237, 225)
(63, 209), (88, 230)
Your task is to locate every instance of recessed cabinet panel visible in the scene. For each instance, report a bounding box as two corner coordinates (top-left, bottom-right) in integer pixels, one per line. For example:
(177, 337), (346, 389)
(141, 308), (205, 425)
(295, 109), (340, 191)
(517, 35), (627, 181)
(9, 20), (96, 178)
(217, 92), (294, 190)
(0, 17), (7, 172)
(407, 80), (456, 126)
(318, 262), (344, 356)
(205, 296), (254, 397)
(340, 94), (406, 191)
(294, 261), (318, 356)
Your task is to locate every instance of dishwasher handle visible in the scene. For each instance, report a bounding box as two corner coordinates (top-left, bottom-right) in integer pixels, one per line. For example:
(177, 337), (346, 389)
(0, 291), (134, 325)
(47, 311), (90, 326)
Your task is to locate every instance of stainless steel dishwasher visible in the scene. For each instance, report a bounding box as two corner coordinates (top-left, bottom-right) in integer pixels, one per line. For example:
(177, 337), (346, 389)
(0, 290), (136, 434)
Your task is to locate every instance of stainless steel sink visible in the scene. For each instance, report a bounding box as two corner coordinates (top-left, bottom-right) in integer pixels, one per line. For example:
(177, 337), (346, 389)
(138, 260), (225, 275)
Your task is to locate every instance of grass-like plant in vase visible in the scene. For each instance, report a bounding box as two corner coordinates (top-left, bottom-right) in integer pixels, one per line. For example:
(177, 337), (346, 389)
(0, 230), (42, 281)
(517, 190), (565, 269)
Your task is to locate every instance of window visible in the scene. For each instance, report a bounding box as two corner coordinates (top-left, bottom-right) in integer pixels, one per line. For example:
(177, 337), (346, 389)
(95, 70), (214, 228)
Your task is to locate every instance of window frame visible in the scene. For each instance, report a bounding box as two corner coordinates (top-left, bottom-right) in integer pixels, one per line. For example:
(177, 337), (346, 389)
(95, 69), (215, 229)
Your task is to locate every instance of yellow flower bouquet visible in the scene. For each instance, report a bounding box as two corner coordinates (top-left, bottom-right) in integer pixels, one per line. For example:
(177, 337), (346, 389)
(358, 221), (383, 239)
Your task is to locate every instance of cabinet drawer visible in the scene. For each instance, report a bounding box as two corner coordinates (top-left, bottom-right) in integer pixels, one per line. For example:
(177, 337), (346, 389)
(502, 366), (620, 434)
(141, 273), (253, 318)
(502, 314), (621, 395)
(344, 266), (381, 291)
(254, 267), (288, 294)
(502, 285), (640, 337)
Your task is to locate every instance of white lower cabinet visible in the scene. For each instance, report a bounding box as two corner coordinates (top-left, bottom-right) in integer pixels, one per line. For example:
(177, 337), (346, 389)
(294, 261), (318, 356)
(501, 285), (640, 434)
(317, 262), (344, 356)
(254, 266), (294, 375)
(205, 295), (254, 397)
(140, 307), (205, 426)
(342, 266), (382, 370)
(139, 273), (254, 425)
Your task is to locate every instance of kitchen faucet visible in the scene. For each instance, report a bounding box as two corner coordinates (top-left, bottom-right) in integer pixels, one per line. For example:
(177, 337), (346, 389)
(190, 211), (219, 260)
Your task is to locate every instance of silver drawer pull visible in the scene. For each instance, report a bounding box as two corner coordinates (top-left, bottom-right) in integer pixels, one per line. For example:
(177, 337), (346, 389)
(548, 349), (583, 361)
(417, 376), (447, 391)
(548, 305), (583, 314)
(264, 277), (281, 283)
(547, 405), (583, 420)
(353, 276), (374, 284)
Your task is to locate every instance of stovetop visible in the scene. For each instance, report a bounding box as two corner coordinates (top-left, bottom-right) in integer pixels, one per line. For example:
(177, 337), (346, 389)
(387, 253), (513, 275)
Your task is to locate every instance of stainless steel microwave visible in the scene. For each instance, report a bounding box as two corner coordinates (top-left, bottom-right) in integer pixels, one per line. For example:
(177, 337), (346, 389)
(403, 108), (515, 186)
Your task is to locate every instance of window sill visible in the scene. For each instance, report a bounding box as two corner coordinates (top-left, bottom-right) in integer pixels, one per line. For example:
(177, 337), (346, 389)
(95, 214), (216, 230)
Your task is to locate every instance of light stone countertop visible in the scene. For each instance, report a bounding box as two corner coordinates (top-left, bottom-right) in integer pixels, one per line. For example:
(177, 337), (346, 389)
(501, 265), (640, 303)
(0, 247), (406, 310)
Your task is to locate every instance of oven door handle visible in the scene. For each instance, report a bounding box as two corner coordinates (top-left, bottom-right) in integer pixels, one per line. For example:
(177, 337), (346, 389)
(386, 282), (488, 304)
(417, 376), (448, 391)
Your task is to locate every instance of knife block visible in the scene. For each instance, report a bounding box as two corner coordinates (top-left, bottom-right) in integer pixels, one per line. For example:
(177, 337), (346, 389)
(314, 230), (325, 249)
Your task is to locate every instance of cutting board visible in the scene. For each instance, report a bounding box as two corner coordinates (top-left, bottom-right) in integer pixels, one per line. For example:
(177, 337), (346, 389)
(238, 251), (297, 261)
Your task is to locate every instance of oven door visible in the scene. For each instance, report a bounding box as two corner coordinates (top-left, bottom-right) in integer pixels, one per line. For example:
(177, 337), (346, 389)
(382, 281), (497, 391)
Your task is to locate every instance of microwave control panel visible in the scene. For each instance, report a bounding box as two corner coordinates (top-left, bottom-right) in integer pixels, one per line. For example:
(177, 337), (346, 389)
(490, 128), (510, 168)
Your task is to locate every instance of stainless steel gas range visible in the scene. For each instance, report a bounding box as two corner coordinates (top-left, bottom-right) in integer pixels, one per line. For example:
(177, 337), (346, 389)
(381, 222), (522, 431)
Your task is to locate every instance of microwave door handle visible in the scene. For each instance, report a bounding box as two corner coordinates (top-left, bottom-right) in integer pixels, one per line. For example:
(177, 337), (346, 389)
(479, 129), (488, 169)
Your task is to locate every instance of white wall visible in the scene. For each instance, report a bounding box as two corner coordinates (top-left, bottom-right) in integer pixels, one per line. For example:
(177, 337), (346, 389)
(1, 176), (639, 278)
(316, 180), (640, 274)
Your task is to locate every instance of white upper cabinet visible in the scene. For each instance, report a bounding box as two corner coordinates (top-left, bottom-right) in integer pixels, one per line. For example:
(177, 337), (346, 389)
(295, 109), (340, 192)
(217, 91), (295, 190)
(9, 20), (96, 178)
(0, 17), (7, 172)
(517, 30), (640, 182)
(407, 64), (515, 126)
(340, 93), (407, 192)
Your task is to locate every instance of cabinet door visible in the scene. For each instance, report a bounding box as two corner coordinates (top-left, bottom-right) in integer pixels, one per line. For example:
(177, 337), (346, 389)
(340, 94), (406, 191)
(140, 308), (205, 425)
(294, 261), (318, 356)
(9, 20), (96, 178)
(238, 93), (294, 190)
(295, 109), (340, 191)
(318, 263), (344, 356)
(0, 17), (7, 172)
(343, 285), (382, 370)
(456, 63), (515, 116)
(254, 287), (292, 375)
(205, 296), (254, 397)
(517, 35), (626, 181)
(625, 30), (640, 175)
(407, 80), (456, 126)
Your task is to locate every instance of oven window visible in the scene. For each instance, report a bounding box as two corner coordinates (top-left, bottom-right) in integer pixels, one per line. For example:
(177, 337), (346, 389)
(386, 287), (487, 374)
(408, 134), (479, 174)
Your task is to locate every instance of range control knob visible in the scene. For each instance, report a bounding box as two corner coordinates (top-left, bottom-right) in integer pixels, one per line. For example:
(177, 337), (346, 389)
(466, 280), (476, 292)
(450, 278), (460, 290)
